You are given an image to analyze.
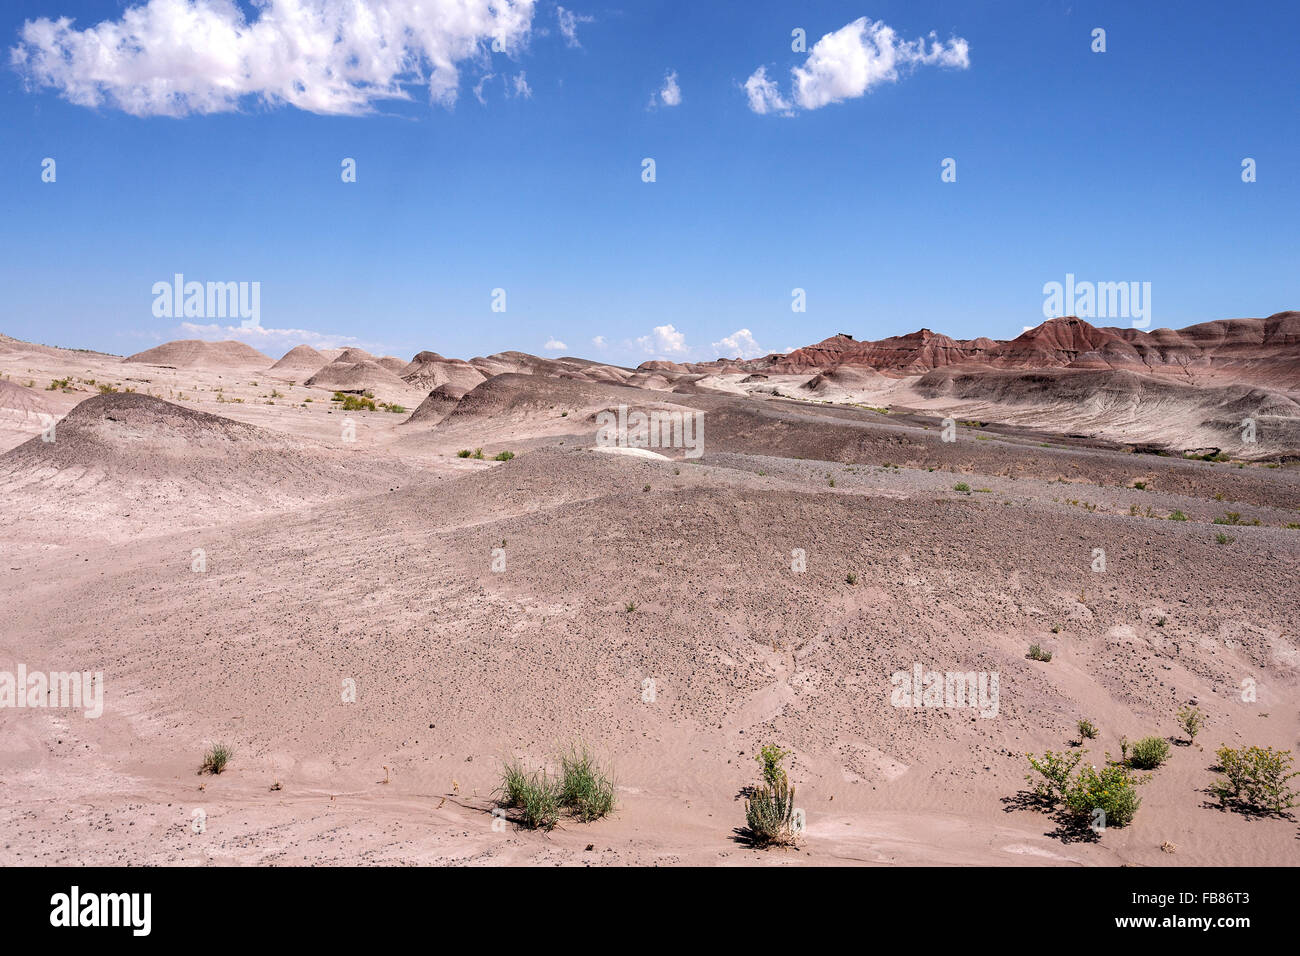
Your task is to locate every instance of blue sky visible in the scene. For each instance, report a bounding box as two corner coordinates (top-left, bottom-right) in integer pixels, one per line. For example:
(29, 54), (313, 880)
(1, 0), (1296, 362)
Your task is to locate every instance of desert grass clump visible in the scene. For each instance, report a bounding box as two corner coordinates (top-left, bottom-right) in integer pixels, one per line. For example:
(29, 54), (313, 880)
(1077, 719), (1099, 741)
(1176, 704), (1205, 744)
(558, 745), (616, 822)
(496, 762), (560, 830)
(1210, 746), (1298, 815)
(493, 450), (515, 461)
(744, 774), (800, 847)
(1127, 735), (1171, 769)
(953, 482), (971, 493)
(199, 743), (233, 775)
(1027, 643), (1053, 662)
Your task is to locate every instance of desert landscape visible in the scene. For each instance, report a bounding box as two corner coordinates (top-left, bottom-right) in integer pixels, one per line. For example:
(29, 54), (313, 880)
(2, 313), (1297, 866)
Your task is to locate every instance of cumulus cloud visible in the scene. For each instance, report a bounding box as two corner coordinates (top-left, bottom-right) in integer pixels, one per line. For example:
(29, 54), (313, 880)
(11, 0), (537, 117)
(711, 328), (764, 360)
(591, 335), (606, 348)
(655, 69), (681, 107)
(180, 321), (372, 353)
(472, 73), (495, 105)
(556, 6), (593, 48)
(635, 324), (687, 356)
(543, 337), (567, 351)
(743, 66), (792, 115)
(744, 16), (969, 115)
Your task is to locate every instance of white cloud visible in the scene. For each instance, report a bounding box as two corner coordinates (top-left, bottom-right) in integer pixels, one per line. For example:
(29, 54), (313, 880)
(657, 69), (681, 107)
(11, 0), (537, 117)
(472, 73), (495, 105)
(591, 335), (606, 348)
(743, 66), (792, 116)
(543, 337), (567, 351)
(711, 328), (764, 359)
(510, 71), (532, 98)
(556, 6), (593, 48)
(180, 321), (372, 354)
(635, 324), (688, 356)
(744, 16), (969, 115)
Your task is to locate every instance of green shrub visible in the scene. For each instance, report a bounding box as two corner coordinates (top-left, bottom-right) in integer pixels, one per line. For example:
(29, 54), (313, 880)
(340, 394), (376, 411)
(1064, 762), (1144, 828)
(1025, 750), (1083, 803)
(1176, 704), (1204, 743)
(1210, 746), (1299, 815)
(1127, 735), (1171, 769)
(755, 744), (792, 788)
(1027, 643), (1052, 662)
(1077, 719), (1099, 741)
(558, 745), (616, 822)
(1167, 510), (1187, 521)
(199, 743), (233, 775)
(472, 448), (484, 460)
(493, 450), (515, 461)
(954, 482), (971, 492)
(744, 775), (800, 846)
(457, 449), (472, 458)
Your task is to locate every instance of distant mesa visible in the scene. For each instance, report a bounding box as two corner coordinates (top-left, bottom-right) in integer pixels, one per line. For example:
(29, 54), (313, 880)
(123, 339), (272, 369)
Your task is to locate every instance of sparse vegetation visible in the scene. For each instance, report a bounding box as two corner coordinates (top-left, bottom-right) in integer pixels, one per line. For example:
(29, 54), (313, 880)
(1064, 762), (1145, 828)
(1215, 532), (1234, 545)
(47, 377), (71, 391)
(497, 746), (615, 829)
(1176, 704), (1205, 744)
(755, 744), (792, 788)
(624, 601), (636, 613)
(199, 743), (233, 775)
(494, 451), (515, 461)
(1209, 746), (1298, 815)
(845, 572), (858, 585)
(558, 744), (616, 822)
(1077, 719), (1099, 741)
(457, 449), (472, 458)
(1026, 749), (1145, 828)
(744, 774), (800, 847)
(1127, 736), (1171, 770)
(953, 482), (970, 493)
(1027, 643), (1052, 662)
(340, 394), (376, 411)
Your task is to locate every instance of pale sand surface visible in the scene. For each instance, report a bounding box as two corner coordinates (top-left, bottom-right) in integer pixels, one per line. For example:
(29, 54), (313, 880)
(1, 338), (1297, 866)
